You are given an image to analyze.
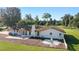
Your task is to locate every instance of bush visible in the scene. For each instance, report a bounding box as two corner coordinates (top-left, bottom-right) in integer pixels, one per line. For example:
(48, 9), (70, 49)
(0, 28), (4, 31)
(30, 37), (49, 40)
(9, 32), (18, 36)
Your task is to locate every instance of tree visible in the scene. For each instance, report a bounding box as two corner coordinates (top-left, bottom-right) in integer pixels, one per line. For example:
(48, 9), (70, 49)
(53, 19), (57, 25)
(17, 20), (32, 34)
(42, 13), (51, 26)
(61, 14), (73, 27)
(49, 18), (53, 25)
(35, 16), (39, 25)
(0, 8), (5, 22)
(73, 13), (79, 28)
(39, 20), (46, 25)
(68, 16), (73, 27)
(0, 7), (21, 28)
(25, 14), (33, 20)
(25, 14), (35, 25)
(56, 20), (62, 25)
(17, 20), (26, 28)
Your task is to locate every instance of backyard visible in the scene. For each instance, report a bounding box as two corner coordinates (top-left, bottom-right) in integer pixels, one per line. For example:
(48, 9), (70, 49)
(64, 28), (79, 51)
(58, 26), (79, 51)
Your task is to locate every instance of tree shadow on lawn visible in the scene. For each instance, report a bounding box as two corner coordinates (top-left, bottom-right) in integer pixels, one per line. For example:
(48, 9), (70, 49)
(65, 34), (79, 51)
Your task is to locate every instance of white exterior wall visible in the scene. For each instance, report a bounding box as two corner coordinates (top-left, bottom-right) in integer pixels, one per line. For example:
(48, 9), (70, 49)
(14, 25), (64, 39)
(27, 31), (30, 36)
(39, 29), (64, 39)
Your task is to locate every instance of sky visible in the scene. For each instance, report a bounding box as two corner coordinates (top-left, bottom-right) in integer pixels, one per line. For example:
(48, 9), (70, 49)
(20, 7), (79, 20)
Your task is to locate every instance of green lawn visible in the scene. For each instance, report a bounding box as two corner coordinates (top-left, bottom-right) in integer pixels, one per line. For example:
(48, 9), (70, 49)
(0, 41), (65, 51)
(63, 28), (79, 51)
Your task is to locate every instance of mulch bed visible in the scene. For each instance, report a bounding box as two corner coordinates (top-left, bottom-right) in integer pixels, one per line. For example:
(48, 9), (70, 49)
(0, 34), (66, 49)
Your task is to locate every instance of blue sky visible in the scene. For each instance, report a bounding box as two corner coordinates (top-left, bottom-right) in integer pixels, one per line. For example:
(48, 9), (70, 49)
(20, 7), (79, 20)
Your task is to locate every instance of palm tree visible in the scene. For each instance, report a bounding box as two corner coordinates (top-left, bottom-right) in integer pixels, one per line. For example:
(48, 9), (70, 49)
(42, 13), (51, 26)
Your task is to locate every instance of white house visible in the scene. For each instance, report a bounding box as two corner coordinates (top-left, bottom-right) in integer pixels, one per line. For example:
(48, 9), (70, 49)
(13, 25), (65, 39)
(10, 25), (67, 49)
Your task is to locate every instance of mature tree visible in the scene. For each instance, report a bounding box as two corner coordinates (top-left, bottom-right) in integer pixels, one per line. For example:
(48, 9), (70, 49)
(17, 20), (27, 28)
(68, 16), (73, 27)
(0, 7), (21, 28)
(49, 18), (53, 25)
(17, 20), (32, 34)
(56, 20), (62, 25)
(53, 19), (57, 25)
(42, 13), (51, 26)
(35, 16), (39, 25)
(0, 8), (5, 23)
(24, 14), (35, 25)
(0, 9), (5, 27)
(61, 14), (73, 27)
(25, 14), (33, 20)
(73, 13), (79, 28)
(39, 20), (46, 25)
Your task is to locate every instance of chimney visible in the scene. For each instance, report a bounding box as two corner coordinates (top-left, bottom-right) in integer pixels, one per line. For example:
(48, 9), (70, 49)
(31, 25), (36, 36)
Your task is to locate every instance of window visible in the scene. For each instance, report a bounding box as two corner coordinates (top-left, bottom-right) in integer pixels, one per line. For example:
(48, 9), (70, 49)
(35, 30), (36, 32)
(37, 31), (40, 36)
(29, 31), (31, 35)
(23, 31), (25, 35)
(25, 31), (27, 35)
(50, 32), (52, 35)
(59, 33), (62, 36)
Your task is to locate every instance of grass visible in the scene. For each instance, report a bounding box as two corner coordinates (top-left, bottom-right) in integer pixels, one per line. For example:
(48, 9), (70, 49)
(0, 41), (65, 51)
(62, 27), (79, 51)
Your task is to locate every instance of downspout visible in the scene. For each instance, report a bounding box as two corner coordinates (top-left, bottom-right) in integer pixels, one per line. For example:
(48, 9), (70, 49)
(50, 37), (53, 47)
(63, 38), (67, 49)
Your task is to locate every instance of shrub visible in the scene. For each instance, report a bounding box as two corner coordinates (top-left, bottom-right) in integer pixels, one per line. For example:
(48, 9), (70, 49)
(9, 32), (18, 36)
(0, 28), (4, 31)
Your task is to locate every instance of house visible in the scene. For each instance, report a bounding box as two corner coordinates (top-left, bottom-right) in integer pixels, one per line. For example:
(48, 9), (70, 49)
(10, 25), (67, 49)
(11, 25), (65, 39)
